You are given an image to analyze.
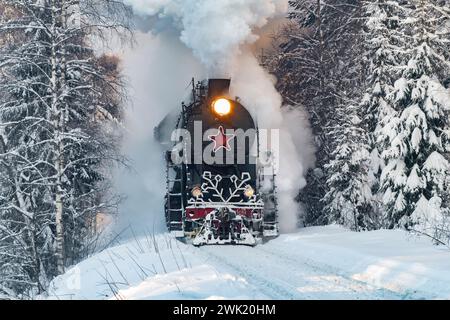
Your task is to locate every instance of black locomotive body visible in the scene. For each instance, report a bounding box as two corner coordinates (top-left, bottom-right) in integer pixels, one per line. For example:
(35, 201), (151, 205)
(156, 79), (278, 246)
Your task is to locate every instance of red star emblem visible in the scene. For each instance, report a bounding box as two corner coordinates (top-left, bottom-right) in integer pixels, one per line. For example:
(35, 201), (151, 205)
(208, 126), (235, 152)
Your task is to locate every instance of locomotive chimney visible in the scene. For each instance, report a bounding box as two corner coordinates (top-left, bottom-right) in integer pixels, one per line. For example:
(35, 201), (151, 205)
(208, 78), (231, 99)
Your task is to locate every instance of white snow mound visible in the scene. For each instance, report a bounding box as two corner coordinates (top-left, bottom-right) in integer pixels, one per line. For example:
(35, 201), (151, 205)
(47, 226), (450, 300)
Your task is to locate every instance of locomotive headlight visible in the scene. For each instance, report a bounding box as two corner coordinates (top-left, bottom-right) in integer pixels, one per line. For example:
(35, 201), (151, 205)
(243, 185), (254, 198)
(191, 186), (203, 198)
(212, 98), (231, 116)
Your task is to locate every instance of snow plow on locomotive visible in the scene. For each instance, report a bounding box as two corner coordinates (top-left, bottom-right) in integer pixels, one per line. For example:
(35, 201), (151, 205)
(155, 79), (278, 246)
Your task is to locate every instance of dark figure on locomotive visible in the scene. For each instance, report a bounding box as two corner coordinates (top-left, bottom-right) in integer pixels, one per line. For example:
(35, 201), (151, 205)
(155, 79), (278, 246)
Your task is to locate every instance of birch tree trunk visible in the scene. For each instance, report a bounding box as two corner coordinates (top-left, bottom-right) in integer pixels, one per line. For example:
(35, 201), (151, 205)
(50, 0), (65, 275)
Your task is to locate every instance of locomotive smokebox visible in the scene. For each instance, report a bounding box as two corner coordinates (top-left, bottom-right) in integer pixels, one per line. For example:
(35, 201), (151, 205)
(208, 79), (231, 99)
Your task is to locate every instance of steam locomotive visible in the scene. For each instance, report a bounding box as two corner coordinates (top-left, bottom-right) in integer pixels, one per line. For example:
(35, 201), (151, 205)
(155, 79), (278, 246)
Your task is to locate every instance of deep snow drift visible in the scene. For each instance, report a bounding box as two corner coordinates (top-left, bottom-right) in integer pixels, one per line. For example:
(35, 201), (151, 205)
(48, 226), (450, 300)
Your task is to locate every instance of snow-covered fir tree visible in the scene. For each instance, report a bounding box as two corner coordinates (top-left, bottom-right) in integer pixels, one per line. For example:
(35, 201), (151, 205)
(323, 103), (375, 231)
(378, 0), (450, 234)
(321, 1), (381, 231)
(268, 0), (364, 225)
(0, 0), (130, 298)
(358, 0), (409, 220)
(269, 0), (450, 239)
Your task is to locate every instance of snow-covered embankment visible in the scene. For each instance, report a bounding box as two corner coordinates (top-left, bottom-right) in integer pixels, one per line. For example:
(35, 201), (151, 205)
(48, 226), (450, 300)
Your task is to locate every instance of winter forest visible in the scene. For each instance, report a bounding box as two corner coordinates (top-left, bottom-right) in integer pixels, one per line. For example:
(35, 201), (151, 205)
(1, 0), (450, 300)
(269, 0), (450, 236)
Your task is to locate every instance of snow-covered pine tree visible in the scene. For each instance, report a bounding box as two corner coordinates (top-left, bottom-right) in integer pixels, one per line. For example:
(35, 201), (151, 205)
(322, 0), (381, 230)
(323, 103), (374, 231)
(0, 0), (130, 298)
(378, 0), (450, 232)
(268, 0), (364, 225)
(359, 0), (409, 220)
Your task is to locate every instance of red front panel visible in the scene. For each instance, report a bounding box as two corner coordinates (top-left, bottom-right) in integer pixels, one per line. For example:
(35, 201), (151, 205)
(186, 208), (215, 220)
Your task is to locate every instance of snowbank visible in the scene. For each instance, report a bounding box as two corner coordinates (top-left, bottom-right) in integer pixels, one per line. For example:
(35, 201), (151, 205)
(47, 226), (450, 299)
(270, 226), (450, 299)
(47, 234), (265, 300)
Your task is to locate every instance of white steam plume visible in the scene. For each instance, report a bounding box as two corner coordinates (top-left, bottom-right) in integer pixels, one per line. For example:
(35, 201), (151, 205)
(231, 52), (314, 231)
(113, 31), (206, 236)
(119, 0), (315, 233)
(124, 0), (288, 74)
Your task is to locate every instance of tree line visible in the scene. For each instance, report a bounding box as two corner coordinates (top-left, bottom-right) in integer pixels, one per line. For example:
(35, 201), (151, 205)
(0, 0), (130, 298)
(269, 0), (450, 243)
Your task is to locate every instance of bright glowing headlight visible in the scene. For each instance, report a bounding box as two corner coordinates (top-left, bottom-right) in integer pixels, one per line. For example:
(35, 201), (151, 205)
(191, 186), (203, 198)
(243, 185), (254, 198)
(212, 98), (231, 116)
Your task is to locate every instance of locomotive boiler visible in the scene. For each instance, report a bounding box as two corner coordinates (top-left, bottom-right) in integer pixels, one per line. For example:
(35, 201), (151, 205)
(155, 79), (278, 246)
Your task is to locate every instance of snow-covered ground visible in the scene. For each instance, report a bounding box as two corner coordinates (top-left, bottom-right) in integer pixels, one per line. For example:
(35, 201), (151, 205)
(47, 226), (450, 300)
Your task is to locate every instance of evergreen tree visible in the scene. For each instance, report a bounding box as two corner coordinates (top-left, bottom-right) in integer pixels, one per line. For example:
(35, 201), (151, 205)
(268, 0), (364, 225)
(378, 0), (450, 229)
(358, 0), (409, 221)
(323, 103), (374, 230)
(319, 0), (381, 230)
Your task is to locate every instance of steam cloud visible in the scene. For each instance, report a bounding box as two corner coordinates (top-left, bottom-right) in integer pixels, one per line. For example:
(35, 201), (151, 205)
(117, 0), (315, 234)
(124, 0), (288, 74)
